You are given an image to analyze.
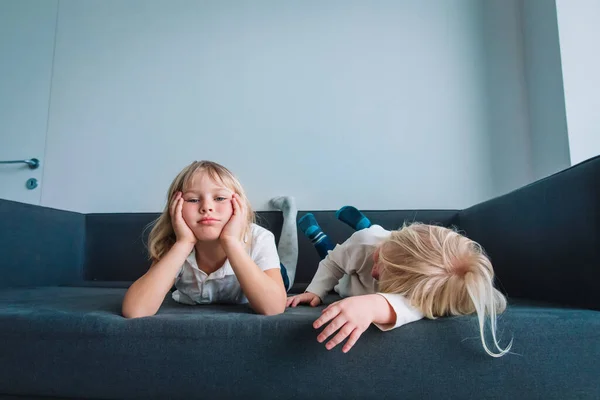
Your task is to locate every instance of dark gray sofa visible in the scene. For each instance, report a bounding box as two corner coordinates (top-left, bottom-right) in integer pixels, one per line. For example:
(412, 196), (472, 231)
(1, 156), (599, 400)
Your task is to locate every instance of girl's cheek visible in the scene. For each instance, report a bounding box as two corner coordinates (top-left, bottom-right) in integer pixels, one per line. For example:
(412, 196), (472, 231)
(222, 201), (234, 214)
(181, 204), (195, 221)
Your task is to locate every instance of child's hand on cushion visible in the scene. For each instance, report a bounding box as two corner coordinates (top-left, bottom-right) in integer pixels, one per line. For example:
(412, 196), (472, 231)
(313, 294), (391, 353)
(286, 292), (322, 307)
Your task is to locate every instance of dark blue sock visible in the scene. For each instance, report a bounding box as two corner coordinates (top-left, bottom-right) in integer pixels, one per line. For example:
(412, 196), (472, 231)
(336, 206), (371, 231)
(298, 213), (321, 240)
(314, 237), (335, 260)
(280, 263), (290, 291)
(298, 213), (335, 260)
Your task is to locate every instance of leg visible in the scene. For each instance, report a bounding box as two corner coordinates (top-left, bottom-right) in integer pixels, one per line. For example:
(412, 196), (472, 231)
(279, 263), (290, 291)
(270, 196), (298, 291)
(336, 206), (371, 231)
(297, 213), (335, 260)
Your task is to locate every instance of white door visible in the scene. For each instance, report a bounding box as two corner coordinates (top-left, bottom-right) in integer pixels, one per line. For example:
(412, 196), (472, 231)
(0, 0), (57, 205)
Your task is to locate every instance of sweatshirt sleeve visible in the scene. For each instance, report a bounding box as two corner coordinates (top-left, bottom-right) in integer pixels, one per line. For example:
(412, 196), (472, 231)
(373, 293), (424, 331)
(305, 226), (388, 301)
(304, 253), (346, 300)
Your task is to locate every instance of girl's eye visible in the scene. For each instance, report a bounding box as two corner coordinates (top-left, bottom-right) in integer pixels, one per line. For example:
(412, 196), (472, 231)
(215, 197), (227, 202)
(186, 199), (199, 203)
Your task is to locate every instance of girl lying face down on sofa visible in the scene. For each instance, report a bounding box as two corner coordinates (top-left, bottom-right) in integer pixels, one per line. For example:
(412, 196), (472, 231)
(287, 206), (512, 357)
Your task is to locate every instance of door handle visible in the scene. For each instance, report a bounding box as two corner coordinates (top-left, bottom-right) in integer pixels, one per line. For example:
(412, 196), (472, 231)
(0, 158), (40, 169)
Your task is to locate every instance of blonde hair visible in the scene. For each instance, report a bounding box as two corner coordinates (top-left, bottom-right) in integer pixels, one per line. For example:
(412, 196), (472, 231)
(377, 222), (512, 357)
(147, 160), (255, 261)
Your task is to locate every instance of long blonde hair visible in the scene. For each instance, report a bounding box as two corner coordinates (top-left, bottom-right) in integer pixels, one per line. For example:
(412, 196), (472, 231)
(147, 161), (255, 261)
(377, 222), (512, 357)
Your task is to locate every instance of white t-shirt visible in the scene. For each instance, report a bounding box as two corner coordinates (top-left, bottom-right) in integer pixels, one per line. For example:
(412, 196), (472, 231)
(172, 223), (280, 305)
(306, 225), (424, 331)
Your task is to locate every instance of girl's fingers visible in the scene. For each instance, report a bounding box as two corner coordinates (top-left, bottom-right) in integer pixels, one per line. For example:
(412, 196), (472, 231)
(342, 328), (364, 353)
(325, 324), (355, 351)
(317, 316), (347, 344)
(314, 306), (340, 329)
(176, 197), (183, 218)
(169, 192), (179, 217)
(232, 194), (245, 217)
(231, 195), (238, 215)
(322, 300), (338, 314)
(310, 296), (321, 307)
(292, 294), (309, 307)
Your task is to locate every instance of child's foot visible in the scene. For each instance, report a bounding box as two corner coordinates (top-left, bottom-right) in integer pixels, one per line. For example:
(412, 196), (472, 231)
(298, 213), (335, 260)
(336, 206), (371, 231)
(298, 213), (323, 241)
(269, 196), (297, 214)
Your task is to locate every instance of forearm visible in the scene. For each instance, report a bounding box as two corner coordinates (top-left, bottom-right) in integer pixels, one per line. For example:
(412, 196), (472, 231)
(305, 258), (345, 300)
(223, 240), (286, 315)
(372, 293), (423, 330)
(122, 242), (193, 318)
(367, 294), (397, 326)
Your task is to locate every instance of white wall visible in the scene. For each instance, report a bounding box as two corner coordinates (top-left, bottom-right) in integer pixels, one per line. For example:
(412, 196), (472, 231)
(555, 0), (600, 165)
(480, 0), (571, 198)
(40, 0), (493, 213)
(522, 0), (571, 179)
(2, 0), (573, 213)
(481, 0), (534, 196)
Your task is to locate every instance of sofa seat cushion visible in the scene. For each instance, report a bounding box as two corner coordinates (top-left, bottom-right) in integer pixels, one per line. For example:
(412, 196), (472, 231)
(1, 287), (599, 399)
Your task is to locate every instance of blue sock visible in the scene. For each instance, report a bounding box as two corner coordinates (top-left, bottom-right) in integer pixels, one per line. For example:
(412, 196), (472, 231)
(313, 237), (335, 260)
(298, 213), (322, 240)
(336, 206), (371, 231)
(298, 213), (335, 260)
(280, 263), (290, 291)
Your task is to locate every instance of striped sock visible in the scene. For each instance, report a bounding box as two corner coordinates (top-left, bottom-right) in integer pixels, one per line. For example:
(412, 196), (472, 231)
(298, 213), (335, 260)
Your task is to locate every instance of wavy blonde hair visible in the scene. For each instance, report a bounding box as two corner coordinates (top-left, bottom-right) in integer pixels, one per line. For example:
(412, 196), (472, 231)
(377, 222), (512, 357)
(147, 160), (255, 261)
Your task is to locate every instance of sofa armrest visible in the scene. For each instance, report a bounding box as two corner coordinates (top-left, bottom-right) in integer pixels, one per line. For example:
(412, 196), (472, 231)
(457, 156), (600, 310)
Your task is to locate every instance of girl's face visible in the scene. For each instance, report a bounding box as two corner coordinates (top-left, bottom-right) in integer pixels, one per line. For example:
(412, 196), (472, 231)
(371, 247), (382, 280)
(180, 172), (234, 241)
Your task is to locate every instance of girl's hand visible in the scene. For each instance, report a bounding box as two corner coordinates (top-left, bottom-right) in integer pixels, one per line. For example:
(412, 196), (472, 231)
(220, 193), (246, 244)
(286, 292), (322, 307)
(170, 192), (197, 245)
(313, 295), (378, 353)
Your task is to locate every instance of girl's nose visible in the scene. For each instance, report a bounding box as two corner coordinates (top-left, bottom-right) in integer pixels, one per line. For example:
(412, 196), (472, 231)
(200, 203), (213, 213)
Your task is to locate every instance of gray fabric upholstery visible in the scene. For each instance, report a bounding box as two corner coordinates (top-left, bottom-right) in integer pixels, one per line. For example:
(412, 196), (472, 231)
(0, 199), (84, 288)
(1, 287), (598, 399)
(459, 155), (600, 310)
(82, 210), (459, 287)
